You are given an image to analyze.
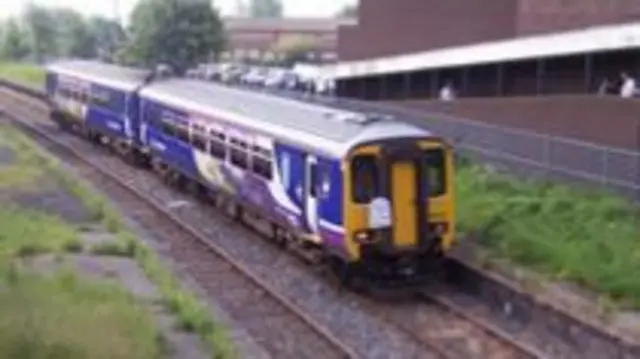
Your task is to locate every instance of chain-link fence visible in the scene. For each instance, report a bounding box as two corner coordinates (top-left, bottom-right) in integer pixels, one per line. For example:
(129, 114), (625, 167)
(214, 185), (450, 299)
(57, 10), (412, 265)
(420, 112), (640, 202)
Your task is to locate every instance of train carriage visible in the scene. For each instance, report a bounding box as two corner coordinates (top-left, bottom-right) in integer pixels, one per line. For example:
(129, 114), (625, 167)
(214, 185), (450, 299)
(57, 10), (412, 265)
(138, 79), (456, 281)
(45, 60), (152, 158)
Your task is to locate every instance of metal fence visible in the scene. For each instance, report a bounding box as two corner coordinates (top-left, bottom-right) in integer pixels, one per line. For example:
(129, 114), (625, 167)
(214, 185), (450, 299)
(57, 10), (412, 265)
(419, 110), (640, 202)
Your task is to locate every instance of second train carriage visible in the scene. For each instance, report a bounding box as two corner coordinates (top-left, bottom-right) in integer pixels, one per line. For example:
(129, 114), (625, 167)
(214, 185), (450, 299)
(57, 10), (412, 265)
(138, 79), (456, 279)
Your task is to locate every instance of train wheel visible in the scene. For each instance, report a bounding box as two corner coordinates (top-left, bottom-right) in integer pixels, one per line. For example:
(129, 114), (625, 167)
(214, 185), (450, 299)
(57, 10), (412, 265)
(132, 149), (151, 170)
(233, 203), (244, 222)
(273, 225), (288, 249)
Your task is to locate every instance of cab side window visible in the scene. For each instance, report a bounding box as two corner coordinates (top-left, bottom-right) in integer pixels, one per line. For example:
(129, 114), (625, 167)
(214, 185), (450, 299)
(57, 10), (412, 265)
(422, 149), (446, 197)
(351, 155), (379, 204)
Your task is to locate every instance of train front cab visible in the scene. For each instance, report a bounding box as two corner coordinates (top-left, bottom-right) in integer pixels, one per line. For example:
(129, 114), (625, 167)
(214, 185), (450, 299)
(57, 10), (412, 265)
(342, 137), (455, 281)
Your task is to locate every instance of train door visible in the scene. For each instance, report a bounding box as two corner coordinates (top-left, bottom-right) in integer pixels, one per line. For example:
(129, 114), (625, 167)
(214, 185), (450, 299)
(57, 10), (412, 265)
(389, 159), (421, 248)
(276, 144), (308, 232)
(304, 155), (319, 234)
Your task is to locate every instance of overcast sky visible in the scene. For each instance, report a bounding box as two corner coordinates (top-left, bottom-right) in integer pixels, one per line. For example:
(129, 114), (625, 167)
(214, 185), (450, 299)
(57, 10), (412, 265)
(3, 0), (357, 23)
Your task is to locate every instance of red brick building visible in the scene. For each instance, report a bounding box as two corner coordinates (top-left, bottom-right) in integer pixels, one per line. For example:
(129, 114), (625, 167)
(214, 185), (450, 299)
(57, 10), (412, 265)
(333, 0), (640, 100)
(338, 0), (640, 61)
(222, 17), (356, 63)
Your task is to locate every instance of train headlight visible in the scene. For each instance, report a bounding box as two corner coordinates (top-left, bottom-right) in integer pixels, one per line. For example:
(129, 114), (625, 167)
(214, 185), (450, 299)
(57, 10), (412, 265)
(354, 230), (368, 244)
(429, 222), (448, 236)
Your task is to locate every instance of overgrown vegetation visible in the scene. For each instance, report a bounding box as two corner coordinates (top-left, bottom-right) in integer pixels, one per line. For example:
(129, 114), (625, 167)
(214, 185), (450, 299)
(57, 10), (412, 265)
(0, 204), (163, 358)
(456, 162), (640, 309)
(0, 267), (163, 359)
(0, 125), (164, 358)
(0, 206), (80, 259)
(0, 125), (47, 188)
(0, 124), (236, 358)
(0, 62), (45, 87)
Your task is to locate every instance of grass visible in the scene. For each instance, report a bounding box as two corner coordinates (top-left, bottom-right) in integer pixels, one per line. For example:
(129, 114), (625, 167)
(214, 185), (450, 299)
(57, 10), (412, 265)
(0, 62), (45, 88)
(0, 268), (163, 359)
(0, 202), (164, 359)
(0, 124), (124, 231)
(0, 125), (237, 358)
(0, 205), (80, 260)
(456, 161), (640, 309)
(0, 126), (48, 190)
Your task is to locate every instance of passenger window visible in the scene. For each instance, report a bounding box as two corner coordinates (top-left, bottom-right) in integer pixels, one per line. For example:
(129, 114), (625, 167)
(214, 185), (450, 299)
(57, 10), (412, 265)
(252, 156), (272, 180)
(209, 130), (226, 159)
(79, 91), (89, 104)
(161, 118), (175, 137)
(174, 123), (190, 143)
(351, 155), (379, 204)
(91, 91), (110, 109)
(251, 144), (272, 180)
(190, 124), (207, 152)
(422, 149), (446, 197)
(229, 137), (248, 169)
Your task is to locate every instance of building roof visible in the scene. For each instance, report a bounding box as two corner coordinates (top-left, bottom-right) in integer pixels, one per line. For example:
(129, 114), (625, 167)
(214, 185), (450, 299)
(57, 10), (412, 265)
(46, 59), (151, 91)
(223, 17), (356, 33)
(330, 21), (640, 80)
(139, 79), (428, 156)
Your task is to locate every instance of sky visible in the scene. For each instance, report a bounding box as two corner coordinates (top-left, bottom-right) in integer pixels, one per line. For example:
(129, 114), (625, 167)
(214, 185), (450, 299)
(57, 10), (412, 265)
(2, 0), (357, 24)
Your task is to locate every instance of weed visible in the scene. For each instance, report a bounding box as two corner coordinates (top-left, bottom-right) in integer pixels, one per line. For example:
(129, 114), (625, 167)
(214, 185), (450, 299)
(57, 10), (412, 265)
(0, 63), (45, 88)
(0, 205), (79, 258)
(91, 241), (133, 258)
(457, 163), (640, 309)
(0, 268), (163, 359)
(63, 239), (84, 253)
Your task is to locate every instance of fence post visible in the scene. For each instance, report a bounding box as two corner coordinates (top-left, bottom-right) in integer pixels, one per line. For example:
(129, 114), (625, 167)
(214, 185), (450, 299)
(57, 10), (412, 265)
(602, 146), (608, 186)
(543, 133), (551, 176)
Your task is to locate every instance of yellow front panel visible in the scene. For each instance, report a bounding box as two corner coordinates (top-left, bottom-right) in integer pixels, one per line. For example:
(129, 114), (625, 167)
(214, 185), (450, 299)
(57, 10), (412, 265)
(343, 146), (380, 261)
(391, 162), (418, 248)
(418, 140), (456, 251)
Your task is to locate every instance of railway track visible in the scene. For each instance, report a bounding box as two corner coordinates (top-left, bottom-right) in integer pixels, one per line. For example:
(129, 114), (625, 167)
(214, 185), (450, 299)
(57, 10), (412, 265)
(0, 99), (356, 359)
(416, 289), (544, 359)
(0, 87), (597, 359)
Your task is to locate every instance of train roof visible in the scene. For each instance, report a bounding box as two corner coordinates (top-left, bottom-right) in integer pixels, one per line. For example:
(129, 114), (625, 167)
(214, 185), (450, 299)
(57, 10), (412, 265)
(139, 79), (432, 156)
(45, 60), (152, 92)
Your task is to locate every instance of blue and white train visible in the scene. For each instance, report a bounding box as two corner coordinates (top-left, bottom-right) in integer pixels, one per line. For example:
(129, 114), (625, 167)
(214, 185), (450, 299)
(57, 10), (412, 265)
(45, 60), (456, 282)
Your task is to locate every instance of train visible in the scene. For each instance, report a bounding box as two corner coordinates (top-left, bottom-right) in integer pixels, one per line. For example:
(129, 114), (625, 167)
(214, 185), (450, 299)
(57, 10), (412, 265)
(44, 60), (456, 286)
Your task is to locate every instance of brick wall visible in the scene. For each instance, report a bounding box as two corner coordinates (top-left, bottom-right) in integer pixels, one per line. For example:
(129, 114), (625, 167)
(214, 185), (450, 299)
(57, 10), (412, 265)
(338, 0), (640, 62)
(517, 0), (640, 36)
(391, 96), (640, 150)
(338, 0), (517, 61)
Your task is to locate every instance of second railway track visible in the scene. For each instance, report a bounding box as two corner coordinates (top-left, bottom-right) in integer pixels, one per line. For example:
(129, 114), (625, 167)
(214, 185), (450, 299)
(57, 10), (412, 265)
(0, 87), (586, 359)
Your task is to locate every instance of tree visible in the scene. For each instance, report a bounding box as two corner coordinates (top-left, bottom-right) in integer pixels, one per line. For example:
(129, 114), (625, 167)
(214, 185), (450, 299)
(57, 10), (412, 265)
(248, 0), (283, 18)
(88, 16), (127, 62)
(0, 19), (30, 60)
(123, 0), (225, 73)
(51, 8), (96, 59)
(22, 4), (58, 63)
(335, 4), (358, 19)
